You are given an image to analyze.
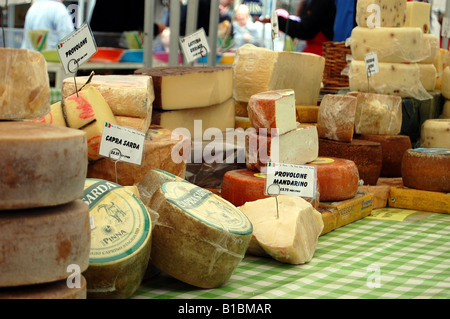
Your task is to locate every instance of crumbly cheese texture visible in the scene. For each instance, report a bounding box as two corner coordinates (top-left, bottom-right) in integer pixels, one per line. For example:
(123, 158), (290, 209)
(348, 60), (436, 100)
(318, 94), (357, 142)
(0, 200), (91, 287)
(0, 48), (50, 120)
(247, 89), (297, 135)
(405, 1), (431, 33)
(0, 121), (87, 210)
(135, 66), (233, 110)
(232, 44), (324, 105)
(356, 0), (407, 28)
(62, 75), (154, 118)
(420, 119), (450, 149)
(353, 92), (402, 135)
(239, 195), (324, 265)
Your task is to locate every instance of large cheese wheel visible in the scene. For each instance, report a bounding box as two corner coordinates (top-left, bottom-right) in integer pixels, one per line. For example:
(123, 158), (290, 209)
(0, 276), (87, 299)
(221, 169), (269, 207)
(81, 178), (152, 299)
(307, 157), (359, 202)
(0, 48), (50, 120)
(355, 134), (412, 177)
(420, 119), (450, 149)
(0, 200), (91, 287)
(0, 121), (87, 210)
(401, 148), (450, 193)
(149, 180), (252, 288)
(318, 138), (383, 185)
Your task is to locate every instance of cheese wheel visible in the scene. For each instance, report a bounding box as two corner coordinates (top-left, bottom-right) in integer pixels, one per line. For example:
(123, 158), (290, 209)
(87, 126), (190, 186)
(0, 276), (87, 299)
(318, 138), (382, 185)
(149, 180), (252, 288)
(0, 200), (91, 287)
(307, 157), (359, 202)
(235, 101), (248, 117)
(355, 134), (412, 177)
(221, 169), (269, 207)
(0, 121), (87, 210)
(0, 48), (50, 120)
(420, 119), (450, 149)
(401, 148), (450, 193)
(296, 105), (319, 123)
(82, 178), (152, 299)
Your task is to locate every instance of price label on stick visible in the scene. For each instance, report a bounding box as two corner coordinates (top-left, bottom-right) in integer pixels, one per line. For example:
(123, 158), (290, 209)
(265, 162), (316, 198)
(365, 52), (379, 78)
(179, 28), (210, 64)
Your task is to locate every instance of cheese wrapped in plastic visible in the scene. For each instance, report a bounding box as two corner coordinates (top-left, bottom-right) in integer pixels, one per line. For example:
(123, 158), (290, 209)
(356, 0), (407, 28)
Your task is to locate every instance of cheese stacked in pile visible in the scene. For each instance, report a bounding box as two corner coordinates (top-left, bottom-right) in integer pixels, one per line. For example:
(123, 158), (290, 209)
(0, 48), (90, 299)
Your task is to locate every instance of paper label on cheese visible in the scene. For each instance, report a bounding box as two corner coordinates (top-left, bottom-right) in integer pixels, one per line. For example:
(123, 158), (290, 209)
(161, 182), (252, 235)
(82, 179), (151, 264)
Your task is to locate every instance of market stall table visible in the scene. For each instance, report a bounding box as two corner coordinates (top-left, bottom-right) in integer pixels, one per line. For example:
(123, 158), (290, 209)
(133, 210), (450, 299)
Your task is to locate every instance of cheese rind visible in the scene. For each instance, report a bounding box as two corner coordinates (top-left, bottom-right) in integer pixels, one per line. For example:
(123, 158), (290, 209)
(239, 195), (324, 265)
(388, 186), (450, 214)
(0, 121), (87, 210)
(420, 119), (450, 149)
(221, 169), (269, 207)
(296, 105), (319, 123)
(356, 0), (407, 28)
(0, 48), (50, 120)
(0, 200), (91, 287)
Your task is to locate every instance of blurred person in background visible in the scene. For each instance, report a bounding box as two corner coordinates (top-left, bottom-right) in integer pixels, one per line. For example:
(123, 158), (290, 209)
(232, 3), (262, 48)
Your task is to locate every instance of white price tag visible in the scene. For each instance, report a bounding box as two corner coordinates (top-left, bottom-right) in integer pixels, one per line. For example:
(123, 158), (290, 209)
(179, 28), (210, 64)
(57, 23), (97, 74)
(265, 162), (316, 198)
(365, 52), (379, 77)
(442, 16), (450, 38)
(99, 122), (146, 166)
(271, 11), (279, 40)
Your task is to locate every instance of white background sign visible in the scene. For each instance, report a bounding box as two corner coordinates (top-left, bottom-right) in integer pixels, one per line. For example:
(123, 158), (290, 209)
(179, 28), (210, 63)
(265, 162), (316, 198)
(365, 52), (379, 77)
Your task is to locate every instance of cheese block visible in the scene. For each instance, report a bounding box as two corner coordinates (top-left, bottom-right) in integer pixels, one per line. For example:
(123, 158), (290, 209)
(151, 98), (235, 139)
(149, 180), (252, 288)
(359, 185), (390, 209)
(247, 89), (297, 135)
(239, 195), (323, 265)
(441, 67), (450, 99)
(0, 121), (87, 210)
(319, 192), (374, 235)
(348, 60), (436, 100)
(115, 115), (151, 132)
(62, 74), (154, 118)
(355, 134), (412, 177)
(221, 169), (269, 207)
(0, 200), (90, 287)
(296, 105), (319, 123)
(388, 186), (449, 214)
(377, 177), (404, 188)
(420, 119), (450, 149)
(401, 148), (450, 193)
(356, 0), (407, 28)
(349, 26), (428, 63)
(434, 49), (450, 90)
(232, 44), (325, 105)
(307, 157), (359, 202)
(442, 101), (450, 119)
(317, 94), (357, 142)
(0, 48), (50, 120)
(318, 138), (382, 185)
(87, 126), (190, 186)
(134, 66), (232, 110)
(0, 276), (87, 299)
(246, 124), (319, 173)
(82, 178), (152, 299)
(235, 101), (248, 117)
(421, 34), (440, 64)
(235, 116), (252, 130)
(352, 92), (402, 135)
(405, 1), (431, 34)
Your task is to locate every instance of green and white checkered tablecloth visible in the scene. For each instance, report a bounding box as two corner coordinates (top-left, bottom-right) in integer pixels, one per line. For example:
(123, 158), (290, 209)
(133, 212), (450, 299)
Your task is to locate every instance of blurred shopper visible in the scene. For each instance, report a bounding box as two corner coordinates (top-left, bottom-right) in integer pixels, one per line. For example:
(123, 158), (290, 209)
(232, 4), (262, 48)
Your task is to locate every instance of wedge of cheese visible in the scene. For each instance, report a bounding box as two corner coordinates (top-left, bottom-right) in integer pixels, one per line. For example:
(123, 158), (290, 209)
(232, 44), (324, 105)
(135, 66), (232, 110)
(239, 195), (324, 265)
(0, 48), (50, 120)
(356, 0), (407, 28)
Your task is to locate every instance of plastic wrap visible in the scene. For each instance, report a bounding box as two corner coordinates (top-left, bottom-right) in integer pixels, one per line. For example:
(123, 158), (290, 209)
(0, 48), (50, 120)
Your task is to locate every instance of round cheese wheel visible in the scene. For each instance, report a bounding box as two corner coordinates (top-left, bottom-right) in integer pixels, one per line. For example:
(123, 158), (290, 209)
(150, 181), (253, 288)
(222, 169), (269, 207)
(420, 119), (450, 149)
(0, 276), (87, 299)
(307, 157), (360, 202)
(402, 148), (450, 193)
(318, 138), (382, 185)
(82, 178), (152, 299)
(0, 200), (91, 287)
(355, 134), (412, 177)
(0, 121), (87, 210)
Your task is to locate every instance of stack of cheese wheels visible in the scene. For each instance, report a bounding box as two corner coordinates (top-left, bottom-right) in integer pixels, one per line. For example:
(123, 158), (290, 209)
(140, 169), (252, 288)
(81, 178), (152, 299)
(0, 49), (91, 298)
(348, 0), (437, 100)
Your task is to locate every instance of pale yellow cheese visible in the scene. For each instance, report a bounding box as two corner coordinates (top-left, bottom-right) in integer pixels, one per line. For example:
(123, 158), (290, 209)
(434, 49), (450, 90)
(0, 48), (50, 120)
(441, 100), (450, 119)
(0, 200), (91, 287)
(356, 0), (407, 28)
(441, 66), (450, 99)
(29, 101), (67, 127)
(0, 121), (87, 210)
(115, 116), (151, 132)
(420, 119), (450, 149)
(405, 1), (431, 34)
(239, 195), (324, 265)
(421, 34), (440, 64)
(232, 44), (325, 105)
